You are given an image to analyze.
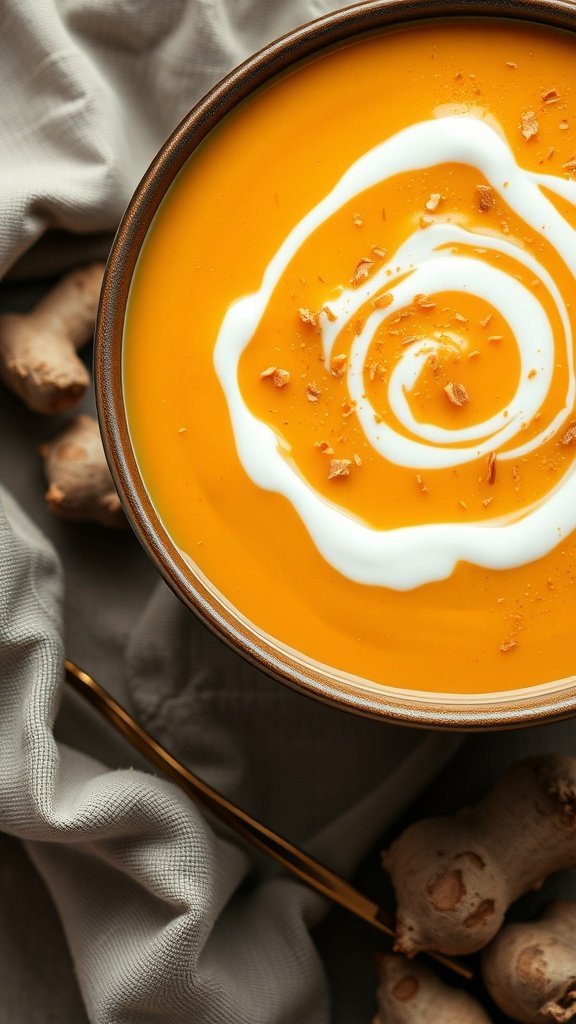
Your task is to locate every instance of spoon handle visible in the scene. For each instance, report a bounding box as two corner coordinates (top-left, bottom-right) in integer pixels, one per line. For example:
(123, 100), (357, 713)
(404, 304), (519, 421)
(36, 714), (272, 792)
(64, 658), (471, 981)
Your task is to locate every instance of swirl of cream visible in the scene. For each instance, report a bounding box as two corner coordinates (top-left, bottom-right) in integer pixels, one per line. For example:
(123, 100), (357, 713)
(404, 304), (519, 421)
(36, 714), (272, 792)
(214, 116), (576, 589)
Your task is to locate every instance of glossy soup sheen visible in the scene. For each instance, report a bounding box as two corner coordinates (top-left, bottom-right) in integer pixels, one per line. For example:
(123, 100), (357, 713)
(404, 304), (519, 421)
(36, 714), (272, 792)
(125, 19), (576, 694)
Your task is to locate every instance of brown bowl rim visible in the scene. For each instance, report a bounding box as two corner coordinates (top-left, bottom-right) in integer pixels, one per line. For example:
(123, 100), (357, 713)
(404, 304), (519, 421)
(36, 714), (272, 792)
(96, 0), (576, 731)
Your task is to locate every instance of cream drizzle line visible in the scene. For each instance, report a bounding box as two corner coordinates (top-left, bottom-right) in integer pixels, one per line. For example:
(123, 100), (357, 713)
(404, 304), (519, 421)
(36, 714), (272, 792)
(214, 117), (576, 589)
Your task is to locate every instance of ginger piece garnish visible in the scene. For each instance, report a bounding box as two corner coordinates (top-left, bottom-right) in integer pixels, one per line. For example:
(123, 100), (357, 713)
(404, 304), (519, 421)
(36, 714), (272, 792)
(351, 257), (374, 287)
(444, 381), (469, 407)
(480, 313), (493, 328)
(373, 293), (394, 309)
(487, 451), (497, 484)
(414, 293), (436, 310)
(298, 307), (317, 328)
(559, 120), (570, 130)
(561, 422), (576, 445)
(563, 158), (576, 173)
(260, 366), (291, 388)
(305, 382), (321, 403)
(542, 88), (560, 103)
(416, 473), (428, 494)
(328, 458), (352, 479)
(331, 353), (347, 377)
(314, 441), (334, 455)
(476, 185), (495, 212)
(353, 213), (363, 227)
(321, 304), (337, 322)
(505, 60), (518, 68)
(371, 245), (387, 259)
(425, 192), (443, 212)
(528, 368), (537, 379)
(500, 637), (518, 653)
(489, 335), (504, 344)
(520, 110), (539, 140)
(353, 453), (362, 467)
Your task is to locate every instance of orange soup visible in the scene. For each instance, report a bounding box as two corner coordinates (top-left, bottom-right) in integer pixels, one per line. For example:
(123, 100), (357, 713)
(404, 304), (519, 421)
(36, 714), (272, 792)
(125, 19), (576, 694)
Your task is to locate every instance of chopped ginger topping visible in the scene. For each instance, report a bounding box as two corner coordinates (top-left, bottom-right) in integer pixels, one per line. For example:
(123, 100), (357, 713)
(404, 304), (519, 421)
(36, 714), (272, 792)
(500, 637), (518, 653)
(476, 185), (495, 212)
(298, 307), (317, 327)
(351, 257), (375, 286)
(260, 366), (291, 388)
(487, 451), (497, 484)
(314, 440), (334, 455)
(425, 192), (443, 211)
(373, 293), (393, 309)
(321, 304), (337, 322)
(305, 382), (321, 403)
(444, 381), (470, 407)
(413, 293), (436, 310)
(328, 458), (352, 479)
(520, 110), (539, 140)
(331, 353), (347, 377)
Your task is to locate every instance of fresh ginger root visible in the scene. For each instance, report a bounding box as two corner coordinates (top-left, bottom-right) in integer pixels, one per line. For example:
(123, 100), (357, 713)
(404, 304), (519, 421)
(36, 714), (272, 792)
(382, 755), (576, 957)
(0, 263), (104, 413)
(483, 901), (576, 1023)
(374, 953), (492, 1023)
(40, 415), (125, 528)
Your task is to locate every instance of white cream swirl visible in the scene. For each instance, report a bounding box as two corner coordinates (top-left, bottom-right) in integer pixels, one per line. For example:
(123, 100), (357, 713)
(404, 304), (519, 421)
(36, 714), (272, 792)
(214, 116), (576, 590)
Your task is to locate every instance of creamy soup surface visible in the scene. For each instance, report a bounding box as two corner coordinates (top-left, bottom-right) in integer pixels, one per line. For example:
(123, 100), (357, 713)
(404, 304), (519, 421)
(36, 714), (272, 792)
(125, 20), (576, 694)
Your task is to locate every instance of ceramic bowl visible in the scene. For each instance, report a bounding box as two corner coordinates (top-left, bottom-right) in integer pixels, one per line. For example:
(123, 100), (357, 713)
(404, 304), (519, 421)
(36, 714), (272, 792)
(96, 0), (576, 730)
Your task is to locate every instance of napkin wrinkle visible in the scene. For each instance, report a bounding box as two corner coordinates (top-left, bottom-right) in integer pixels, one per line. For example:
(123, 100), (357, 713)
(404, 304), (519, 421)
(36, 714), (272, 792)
(127, 584), (459, 847)
(0, 480), (456, 1024)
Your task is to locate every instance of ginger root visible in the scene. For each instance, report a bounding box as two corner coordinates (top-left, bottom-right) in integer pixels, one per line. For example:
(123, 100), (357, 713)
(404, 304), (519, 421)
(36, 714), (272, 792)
(483, 901), (576, 1023)
(374, 953), (492, 1023)
(382, 755), (576, 957)
(40, 415), (125, 528)
(0, 263), (104, 413)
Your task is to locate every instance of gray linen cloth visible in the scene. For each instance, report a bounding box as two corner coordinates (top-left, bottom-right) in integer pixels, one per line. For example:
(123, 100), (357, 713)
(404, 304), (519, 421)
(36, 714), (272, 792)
(1, 2), (576, 1022)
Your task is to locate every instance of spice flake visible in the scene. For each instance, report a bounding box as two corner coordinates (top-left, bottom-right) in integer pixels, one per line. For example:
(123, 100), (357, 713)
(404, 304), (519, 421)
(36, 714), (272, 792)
(260, 366), (291, 388)
(444, 381), (470, 407)
(476, 185), (495, 212)
(520, 110), (539, 140)
(351, 258), (374, 287)
(328, 458), (352, 480)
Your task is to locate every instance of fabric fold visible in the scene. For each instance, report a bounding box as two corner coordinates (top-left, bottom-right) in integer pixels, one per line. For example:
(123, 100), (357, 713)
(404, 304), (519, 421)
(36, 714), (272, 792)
(0, 485), (459, 1022)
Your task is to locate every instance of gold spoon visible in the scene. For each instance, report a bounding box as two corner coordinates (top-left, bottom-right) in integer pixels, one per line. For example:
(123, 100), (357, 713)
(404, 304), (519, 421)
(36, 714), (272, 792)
(64, 658), (472, 982)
